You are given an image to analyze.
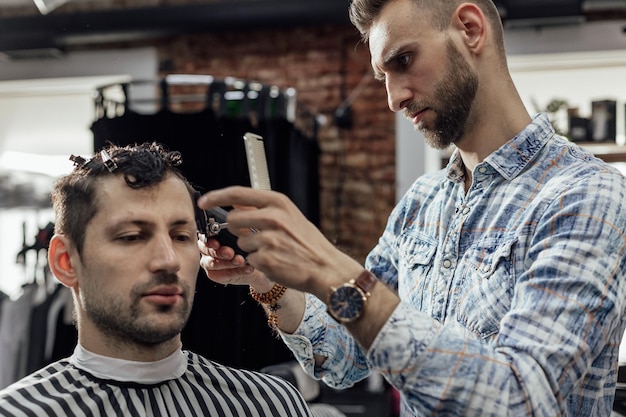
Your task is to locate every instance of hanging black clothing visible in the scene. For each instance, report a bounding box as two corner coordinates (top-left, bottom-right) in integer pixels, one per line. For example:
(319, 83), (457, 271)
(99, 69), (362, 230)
(26, 285), (76, 375)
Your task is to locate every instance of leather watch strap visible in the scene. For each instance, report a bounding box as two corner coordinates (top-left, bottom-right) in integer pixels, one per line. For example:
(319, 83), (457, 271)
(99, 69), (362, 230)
(354, 269), (377, 294)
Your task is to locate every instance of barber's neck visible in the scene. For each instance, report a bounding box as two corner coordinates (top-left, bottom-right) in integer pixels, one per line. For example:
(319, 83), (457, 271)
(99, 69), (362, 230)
(455, 83), (531, 178)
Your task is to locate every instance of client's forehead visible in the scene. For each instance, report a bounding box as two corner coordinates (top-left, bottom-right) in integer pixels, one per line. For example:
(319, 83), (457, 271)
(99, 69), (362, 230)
(88, 175), (194, 229)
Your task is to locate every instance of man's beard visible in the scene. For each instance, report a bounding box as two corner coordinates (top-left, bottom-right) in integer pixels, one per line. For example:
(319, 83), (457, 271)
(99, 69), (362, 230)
(405, 39), (479, 150)
(84, 272), (192, 346)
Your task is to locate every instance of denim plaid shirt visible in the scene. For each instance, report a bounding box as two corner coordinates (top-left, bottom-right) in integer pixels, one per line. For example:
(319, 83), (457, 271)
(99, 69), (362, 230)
(282, 113), (626, 416)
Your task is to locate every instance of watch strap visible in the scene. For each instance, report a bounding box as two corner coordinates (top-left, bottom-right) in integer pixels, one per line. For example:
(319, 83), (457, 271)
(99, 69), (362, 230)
(354, 269), (377, 295)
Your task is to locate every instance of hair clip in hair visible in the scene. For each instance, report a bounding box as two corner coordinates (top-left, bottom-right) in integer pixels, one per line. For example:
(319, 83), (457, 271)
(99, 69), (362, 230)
(69, 154), (89, 169)
(101, 149), (118, 173)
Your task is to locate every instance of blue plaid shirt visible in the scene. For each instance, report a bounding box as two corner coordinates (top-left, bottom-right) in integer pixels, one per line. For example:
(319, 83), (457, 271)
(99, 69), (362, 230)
(282, 113), (626, 416)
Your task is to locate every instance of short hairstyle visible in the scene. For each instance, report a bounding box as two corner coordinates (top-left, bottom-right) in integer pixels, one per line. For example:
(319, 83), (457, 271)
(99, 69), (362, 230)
(51, 142), (196, 255)
(349, 0), (506, 58)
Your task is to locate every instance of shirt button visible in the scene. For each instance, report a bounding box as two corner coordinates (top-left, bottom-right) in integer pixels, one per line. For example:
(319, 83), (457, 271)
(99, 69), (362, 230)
(462, 206), (471, 215)
(478, 166), (488, 174)
(443, 259), (452, 269)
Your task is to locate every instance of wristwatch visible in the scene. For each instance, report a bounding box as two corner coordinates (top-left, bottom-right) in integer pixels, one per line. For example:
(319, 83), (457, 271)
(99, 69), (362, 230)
(327, 270), (378, 323)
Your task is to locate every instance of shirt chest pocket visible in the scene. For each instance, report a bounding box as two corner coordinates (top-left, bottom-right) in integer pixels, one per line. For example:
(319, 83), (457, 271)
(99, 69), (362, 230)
(455, 238), (517, 339)
(395, 233), (437, 307)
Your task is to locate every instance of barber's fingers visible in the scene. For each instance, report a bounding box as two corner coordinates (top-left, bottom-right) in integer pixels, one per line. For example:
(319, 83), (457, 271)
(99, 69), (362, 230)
(200, 251), (259, 287)
(201, 261), (253, 286)
(200, 253), (246, 271)
(197, 186), (284, 211)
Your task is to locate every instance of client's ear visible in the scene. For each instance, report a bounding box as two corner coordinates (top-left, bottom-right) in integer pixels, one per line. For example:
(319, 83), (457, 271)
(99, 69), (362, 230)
(48, 235), (79, 288)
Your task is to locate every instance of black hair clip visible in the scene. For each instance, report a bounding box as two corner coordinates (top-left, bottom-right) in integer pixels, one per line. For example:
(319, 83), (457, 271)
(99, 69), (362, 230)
(69, 154), (89, 169)
(101, 149), (118, 173)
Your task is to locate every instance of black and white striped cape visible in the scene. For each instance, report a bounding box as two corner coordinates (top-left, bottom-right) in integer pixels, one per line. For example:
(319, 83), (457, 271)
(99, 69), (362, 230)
(0, 351), (313, 416)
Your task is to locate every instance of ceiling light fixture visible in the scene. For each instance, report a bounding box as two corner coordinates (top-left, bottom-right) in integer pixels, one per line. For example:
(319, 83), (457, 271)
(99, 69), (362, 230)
(32, 0), (71, 15)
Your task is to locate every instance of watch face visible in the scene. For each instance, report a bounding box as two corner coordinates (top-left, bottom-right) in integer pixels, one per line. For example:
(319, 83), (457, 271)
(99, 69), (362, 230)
(328, 284), (365, 323)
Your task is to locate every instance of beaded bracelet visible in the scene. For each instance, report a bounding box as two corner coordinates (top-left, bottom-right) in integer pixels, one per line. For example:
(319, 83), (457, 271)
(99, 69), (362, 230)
(249, 283), (287, 327)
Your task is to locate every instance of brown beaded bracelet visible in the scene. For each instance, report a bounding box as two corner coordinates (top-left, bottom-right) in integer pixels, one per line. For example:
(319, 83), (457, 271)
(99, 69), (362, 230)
(249, 283), (287, 327)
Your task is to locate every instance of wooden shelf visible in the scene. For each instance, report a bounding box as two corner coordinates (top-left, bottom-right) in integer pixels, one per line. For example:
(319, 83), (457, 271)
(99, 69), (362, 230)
(577, 142), (626, 164)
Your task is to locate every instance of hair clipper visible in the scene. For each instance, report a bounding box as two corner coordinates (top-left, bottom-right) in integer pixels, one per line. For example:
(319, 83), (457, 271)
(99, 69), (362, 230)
(196, 205), (249, 258)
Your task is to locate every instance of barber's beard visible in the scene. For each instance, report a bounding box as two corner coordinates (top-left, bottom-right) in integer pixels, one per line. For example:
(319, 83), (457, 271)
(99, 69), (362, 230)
(83, 273), (192, 346)
(406, 40), (479, 150)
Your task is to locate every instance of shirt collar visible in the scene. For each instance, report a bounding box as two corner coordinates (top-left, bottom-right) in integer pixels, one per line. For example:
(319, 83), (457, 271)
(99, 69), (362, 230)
(69, 343), (187, 384)
(447, 113), (554, 182)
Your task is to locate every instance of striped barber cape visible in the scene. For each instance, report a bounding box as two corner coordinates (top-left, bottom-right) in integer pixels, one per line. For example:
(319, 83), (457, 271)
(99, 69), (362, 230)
(0, 351), (312, 416)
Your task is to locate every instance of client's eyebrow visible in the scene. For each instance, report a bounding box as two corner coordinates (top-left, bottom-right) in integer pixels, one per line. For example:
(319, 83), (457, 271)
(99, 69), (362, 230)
(104, 218), (194, 234)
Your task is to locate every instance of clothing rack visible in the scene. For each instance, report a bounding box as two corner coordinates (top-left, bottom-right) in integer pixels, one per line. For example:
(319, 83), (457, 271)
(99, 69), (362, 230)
(93, 75), (319, 139)
(14, 220), (54, 291)
(15, 221), (54, 267)
(1, 216), (75, 391)
(0, 170), (55, 210)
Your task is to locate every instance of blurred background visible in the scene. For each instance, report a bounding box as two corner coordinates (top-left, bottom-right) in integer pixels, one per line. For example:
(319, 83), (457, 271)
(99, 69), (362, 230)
(2, 1), (626, 415)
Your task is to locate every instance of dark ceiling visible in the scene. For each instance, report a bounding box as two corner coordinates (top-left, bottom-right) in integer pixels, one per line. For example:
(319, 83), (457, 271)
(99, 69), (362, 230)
(0, 0), (353, 57)
(0, 0), (625, 58)
(495, 0), (626, 21)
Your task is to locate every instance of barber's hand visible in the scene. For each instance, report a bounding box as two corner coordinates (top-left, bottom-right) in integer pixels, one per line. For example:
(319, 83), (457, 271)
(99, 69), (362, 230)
(197, 186), (363, 299)
(198, 235), (271, 291)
